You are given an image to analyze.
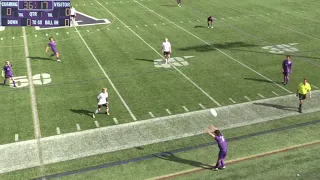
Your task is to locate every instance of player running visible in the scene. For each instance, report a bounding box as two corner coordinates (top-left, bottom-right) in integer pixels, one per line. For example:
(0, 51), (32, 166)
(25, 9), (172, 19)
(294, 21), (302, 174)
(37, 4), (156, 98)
(162, 38), (171, 64)
(92, 88), (110, 118)
(2, 61), (16, 87)
(207, 16), (214, 28)
(46, 37), (61, 62)
(282, 55), (292, 85)
(206, 124), (228, 171)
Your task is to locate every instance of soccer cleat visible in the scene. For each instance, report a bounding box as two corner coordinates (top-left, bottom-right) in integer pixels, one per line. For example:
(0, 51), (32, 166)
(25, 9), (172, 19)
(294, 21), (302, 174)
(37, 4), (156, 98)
(106, 112), (110, 115)
(298, 109), (302, 113)
(57, 59), (61, 62)
(92, 114), (95, 118)
(219, 166), (226, 169)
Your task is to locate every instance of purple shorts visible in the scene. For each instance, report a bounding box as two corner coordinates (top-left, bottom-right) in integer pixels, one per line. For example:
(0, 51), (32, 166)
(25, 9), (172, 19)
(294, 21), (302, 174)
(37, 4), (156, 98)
(5, 73), (13, 78)
(52, 49), (58, 54)
(218, 150), (227, 159)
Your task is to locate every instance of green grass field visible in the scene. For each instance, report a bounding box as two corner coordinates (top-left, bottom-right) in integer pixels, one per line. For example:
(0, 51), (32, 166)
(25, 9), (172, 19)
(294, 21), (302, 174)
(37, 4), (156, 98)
(0, 0), (320, 179)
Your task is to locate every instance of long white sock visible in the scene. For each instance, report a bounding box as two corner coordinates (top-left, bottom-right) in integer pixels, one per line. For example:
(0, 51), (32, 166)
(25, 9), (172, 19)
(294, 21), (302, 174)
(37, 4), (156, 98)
(95, 109), (99, 114)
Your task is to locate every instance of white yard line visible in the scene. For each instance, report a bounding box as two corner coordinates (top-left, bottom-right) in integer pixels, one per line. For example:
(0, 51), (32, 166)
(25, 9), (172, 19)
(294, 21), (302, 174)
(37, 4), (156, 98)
(94, 121), (100, 128)
(73, 25), (137, 121)
(182, 106), (189, 112)
(22, 26), (45, 177)
(271, 91), (279, 96)
(76, 124), (81, 131)
(199, 103), (205, 109)
(15, 134), (19, 142)
(244, 96), (252, 102)
(95, 0), (221, 107)
(113, 118), (119, 124)
(149, 112), (155, 118)
(257, 93), (265, 98)
(166, 109), (172, 115)
(229, 98), (236, 103)
(133, 1), (292, 94)
(56, 127), (61, 135)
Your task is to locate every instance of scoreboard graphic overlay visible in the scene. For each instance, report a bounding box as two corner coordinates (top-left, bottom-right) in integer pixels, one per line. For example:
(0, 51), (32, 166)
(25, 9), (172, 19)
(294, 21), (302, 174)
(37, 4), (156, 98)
(1, 0), (71, 26)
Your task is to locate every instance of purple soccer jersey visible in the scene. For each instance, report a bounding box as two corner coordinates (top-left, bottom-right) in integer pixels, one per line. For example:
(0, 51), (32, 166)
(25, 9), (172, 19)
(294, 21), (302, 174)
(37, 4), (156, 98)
(282, 59), (292, 73)
(215, 135), (228, 152)
(3, 64), (13, 77)
(48, 41), (58, 54)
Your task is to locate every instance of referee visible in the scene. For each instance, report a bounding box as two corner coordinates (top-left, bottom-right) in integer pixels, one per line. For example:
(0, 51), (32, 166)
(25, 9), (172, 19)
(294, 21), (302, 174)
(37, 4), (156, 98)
(296, 78), (311, 113)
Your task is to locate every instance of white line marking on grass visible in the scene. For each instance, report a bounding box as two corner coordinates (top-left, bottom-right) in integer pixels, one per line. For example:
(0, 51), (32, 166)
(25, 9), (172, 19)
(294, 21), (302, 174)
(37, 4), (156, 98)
(154, 24), (157, 26)
(272, 91), (279, 96)
(166, 109), (172, 115)
(34, 34), (37, 37)
(105, 2), (108, 4)
(258, 93), (265, 98)
(182, 106), (189, 112)
(244, 96), (251, 102)
(66, 32), (69, 34)
(87, 30), (90, 32)
(56, 127), (60, 135)
(56, 33), (58, 35)
(76, 124), (81, 131)
(15, 134), (18, 142)
(180, 21), (183, 23)
(145, 24), (148, 27)
(162, 23), (165, 25)
(0, 38), (3, 40)
(312, 85), (319, 89)
(95, 121), (100, 128)
(97, 29), (100, 31)
(73, 23), (137, 121)
(134, 1), (292, 94)
(107, 28), (110, 30)
(113, 118), (119, 124)
(199, 103), (205, 109)
(149, 112), (155, 118)
(228, 17), (233, 19)
(22, 27), (44, 177)
(12, 37), (15, 39)
(45, 33), (48, 36)
(91, 3), (93, 5)
(96, 0), (221, 107)
(136, 25), (138, 27)
(197, 20), (200, 22)
(229, 98), (236, 104)
(117, 27), (119, 29)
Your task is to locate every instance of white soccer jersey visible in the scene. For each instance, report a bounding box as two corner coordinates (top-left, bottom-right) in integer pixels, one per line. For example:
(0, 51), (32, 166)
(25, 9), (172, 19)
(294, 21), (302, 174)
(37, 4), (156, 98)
(162, 41), (171, 52)
(97, 92), (108, 105)
(70, 7), (76, 15)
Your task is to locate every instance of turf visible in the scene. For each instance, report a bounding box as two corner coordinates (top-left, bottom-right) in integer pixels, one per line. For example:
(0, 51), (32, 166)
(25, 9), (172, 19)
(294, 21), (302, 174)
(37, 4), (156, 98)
(0, 0), (319, 179)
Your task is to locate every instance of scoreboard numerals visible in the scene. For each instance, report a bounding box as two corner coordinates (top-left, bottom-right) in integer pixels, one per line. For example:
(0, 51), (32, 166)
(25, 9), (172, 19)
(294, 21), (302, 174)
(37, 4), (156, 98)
(24, 1), (34, 9)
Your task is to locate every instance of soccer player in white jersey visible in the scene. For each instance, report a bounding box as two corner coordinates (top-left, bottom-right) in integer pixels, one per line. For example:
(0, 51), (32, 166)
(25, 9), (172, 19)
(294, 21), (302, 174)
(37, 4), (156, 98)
(162, 38), (171, 64)
(70, 6), (76, 26)
(92, 88), (109, 118)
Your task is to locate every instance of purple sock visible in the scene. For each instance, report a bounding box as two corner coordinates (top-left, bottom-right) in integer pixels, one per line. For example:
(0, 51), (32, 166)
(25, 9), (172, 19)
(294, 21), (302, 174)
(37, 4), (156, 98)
(287, 77), (289, 84)
(283, 76), (286, 83)
(221, 159), (225, 167)
(214, 160), (221, 168)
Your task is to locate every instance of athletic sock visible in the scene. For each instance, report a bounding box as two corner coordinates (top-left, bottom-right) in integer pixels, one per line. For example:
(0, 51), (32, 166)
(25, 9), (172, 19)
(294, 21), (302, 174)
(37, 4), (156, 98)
(95, 109), (99, 114)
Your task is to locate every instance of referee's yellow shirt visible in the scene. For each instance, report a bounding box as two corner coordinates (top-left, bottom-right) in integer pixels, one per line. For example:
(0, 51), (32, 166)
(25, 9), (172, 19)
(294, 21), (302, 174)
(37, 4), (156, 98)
(297, 82), (311, 95)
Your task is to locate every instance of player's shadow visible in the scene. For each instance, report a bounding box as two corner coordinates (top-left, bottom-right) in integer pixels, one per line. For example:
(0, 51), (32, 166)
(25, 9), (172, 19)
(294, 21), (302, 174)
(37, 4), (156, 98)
(194, 25), (208, 28)
(243, 78), (282, 84)
(70, 109), (92, 117)
(179, 42), (257, 52)
(135, 58), (154, 62)
(253, 103), (298, 112)
(154, 152), (212, 169)
(28, 56), (55, 61)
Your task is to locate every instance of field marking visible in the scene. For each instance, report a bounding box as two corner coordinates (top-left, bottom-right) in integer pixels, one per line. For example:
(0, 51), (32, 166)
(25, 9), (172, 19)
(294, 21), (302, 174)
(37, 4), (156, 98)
(149, 112), (155, 118)
(312, 85), (319, 89)
(257, 93), (265, 98)
(22, 27), (45, 177)
(113, 118), (119, 124)
(76, 124), (81, 131)
(166, 109), (172, 115)
(212, 1), (320, 41)
(198, 103), (205, 109)
(150, 140), (320, 180)
(95, 0), (221, 107)
(244, 96), (251, 101)
(229, 98), (236, 104)
(95, 121), (100, 128)
(56, 127), (61, 135)
(182, 106), (189, 112)
(271, 91), (279, 96)
(12, 37), (15, 39)
(1, 91), (320, 174)
(15, 134), (19, 142)
(134, 1), (292, 94)
(73, 24), (137, 121)
(56, 33), (58, 35)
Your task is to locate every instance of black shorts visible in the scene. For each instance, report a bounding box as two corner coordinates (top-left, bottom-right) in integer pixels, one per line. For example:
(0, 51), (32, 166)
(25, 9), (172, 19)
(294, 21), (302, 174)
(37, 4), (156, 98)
(163, 51), (170, 56)
(71, 15), (75, 18)
(298, 93), (306, 100)
(98, 103), (107, 108)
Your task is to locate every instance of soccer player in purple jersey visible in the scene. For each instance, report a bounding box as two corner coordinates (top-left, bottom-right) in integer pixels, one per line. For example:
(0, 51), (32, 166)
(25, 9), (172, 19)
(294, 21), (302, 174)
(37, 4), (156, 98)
(207, 16), (214, 28)
(2, 60), (16, 87)
(46, 37), (61, 62)
(177, 0), (181, 7)
(206, 124), (228, 171)
(282, 55), (292, 85)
